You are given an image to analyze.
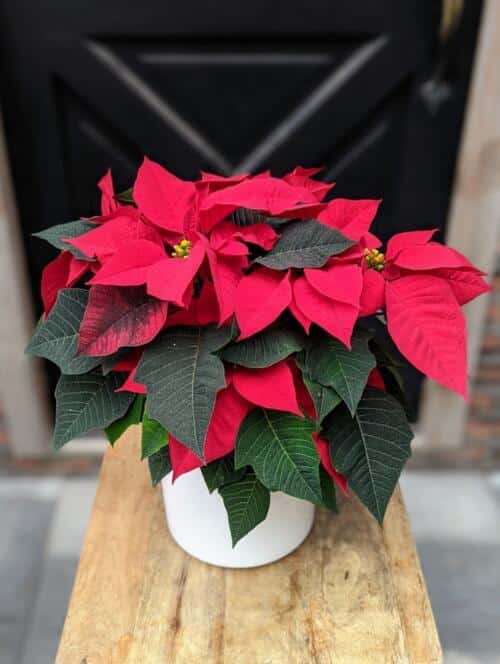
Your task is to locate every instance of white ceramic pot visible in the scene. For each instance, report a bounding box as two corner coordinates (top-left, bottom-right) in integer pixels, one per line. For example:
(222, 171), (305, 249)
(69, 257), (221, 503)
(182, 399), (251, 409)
(162, 470), (315, 568)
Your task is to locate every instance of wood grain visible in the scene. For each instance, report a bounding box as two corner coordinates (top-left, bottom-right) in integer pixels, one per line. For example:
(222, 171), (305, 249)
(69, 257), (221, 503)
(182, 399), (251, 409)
(56, 428), (442, 664)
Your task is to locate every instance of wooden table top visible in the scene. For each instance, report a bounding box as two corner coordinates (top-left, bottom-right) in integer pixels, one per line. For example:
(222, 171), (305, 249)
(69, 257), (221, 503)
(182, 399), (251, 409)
(56, 427), (442, 664)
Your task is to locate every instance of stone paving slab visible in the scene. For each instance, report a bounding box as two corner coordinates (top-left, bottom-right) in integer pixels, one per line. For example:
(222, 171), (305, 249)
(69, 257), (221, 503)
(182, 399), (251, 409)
(0, 482), (60, 664)
(19, 556), (80, 664)
(1, 472), (499, 664)
(400, 472), (500, 542)
(417, 540), (500, 664)
(401, 472), (500, 664)
(18, 479), (96, 664)
(488, 473), (500, 507)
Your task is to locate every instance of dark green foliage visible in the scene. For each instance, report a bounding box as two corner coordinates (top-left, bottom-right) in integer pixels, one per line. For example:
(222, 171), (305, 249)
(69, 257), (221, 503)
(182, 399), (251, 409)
(25, 289), (103, 375)
(105, 395), (145, 445)
(33, 220), (96, 260)
(221, 327), (305, 368)
(256, 220), (354, 269)
(235, 409), (321, 502)
(230, 208), (287, 227)
(302, 374), (341, 423)
(319, 466), (338, 512)
(324, 387), (413, 523)
(53, 373), (135, 450)
(141, 410), (168, 459)
(148, 446), (172, 486)
(219, 471), (270, 546)
(135, 326), (232, 458)
(305, 329), (376, 415)
(201, 454), (247, 493)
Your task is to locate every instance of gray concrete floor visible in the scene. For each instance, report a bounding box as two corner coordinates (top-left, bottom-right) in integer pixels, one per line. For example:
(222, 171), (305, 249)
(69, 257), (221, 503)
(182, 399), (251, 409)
(0, 472), (499, 664)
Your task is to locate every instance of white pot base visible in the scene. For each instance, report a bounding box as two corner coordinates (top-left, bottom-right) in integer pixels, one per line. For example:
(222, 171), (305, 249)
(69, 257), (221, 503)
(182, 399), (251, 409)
(162, 470), (315, 569)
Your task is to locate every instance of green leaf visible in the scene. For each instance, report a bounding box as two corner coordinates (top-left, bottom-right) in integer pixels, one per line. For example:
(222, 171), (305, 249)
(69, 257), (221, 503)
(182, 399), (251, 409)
(368, 338), (413, 418)
(383, 363), (405, 391)
(380, 366), (413, 417)
(201, 453), (247, 493)
(135, 326), (232, 459)
(221, 327), (304, 368)
(235, 409), (321, 502)
(114, 187), (134, 204)
(25, 289), (104, 375)
(105, 394), (145, 445)
(302, 374), (341, 423)
(370, 339), (405, 371)
(324, 387), (413, 523)
(141, 410), (168, 459)
(296, 351), (341, 422)
(255, 219), (354, 270)
(319, 466), (338, 512)
(219, 471), (270, 546)
(53, 373), (135, 450)
(148, 446), (172, 486)
(101, 348), (131, 375)
(230, 208), (288, 228)
(33, 220), (96, 260)
(306, 329), (376, 415)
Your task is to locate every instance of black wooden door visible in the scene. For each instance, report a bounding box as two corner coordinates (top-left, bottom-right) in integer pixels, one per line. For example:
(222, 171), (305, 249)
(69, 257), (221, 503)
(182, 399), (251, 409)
(0, 0), (482, 408)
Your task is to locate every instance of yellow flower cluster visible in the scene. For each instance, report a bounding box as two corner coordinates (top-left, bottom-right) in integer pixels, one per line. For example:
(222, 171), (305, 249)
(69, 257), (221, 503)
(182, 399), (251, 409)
(364, 247), (385, 271)
(171, 238), (192, 259)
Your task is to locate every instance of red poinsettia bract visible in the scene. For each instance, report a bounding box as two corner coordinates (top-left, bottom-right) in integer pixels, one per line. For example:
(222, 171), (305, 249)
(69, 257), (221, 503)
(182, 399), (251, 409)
(28, 159), (491, 536)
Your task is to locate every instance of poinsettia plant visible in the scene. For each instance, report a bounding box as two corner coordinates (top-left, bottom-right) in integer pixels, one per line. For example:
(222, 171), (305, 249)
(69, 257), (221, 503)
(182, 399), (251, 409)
(26, 159), (490, 545)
